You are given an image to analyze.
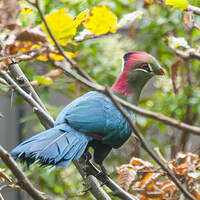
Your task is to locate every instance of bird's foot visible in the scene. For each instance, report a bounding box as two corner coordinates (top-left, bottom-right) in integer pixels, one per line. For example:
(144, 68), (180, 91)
(83, 151), (92, 164)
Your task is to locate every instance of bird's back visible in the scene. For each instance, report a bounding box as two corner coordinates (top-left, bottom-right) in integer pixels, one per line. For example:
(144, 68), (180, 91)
(55, 91), (134, 148)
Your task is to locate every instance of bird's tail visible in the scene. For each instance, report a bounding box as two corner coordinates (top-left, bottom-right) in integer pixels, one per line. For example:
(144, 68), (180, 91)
(11, 124), (92, 167)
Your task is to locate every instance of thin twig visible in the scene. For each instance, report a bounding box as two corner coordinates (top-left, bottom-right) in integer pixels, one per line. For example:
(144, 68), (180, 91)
(31, 0), (94, 83)
(0, 70), (54, 128)
(104, 87), (196, 200)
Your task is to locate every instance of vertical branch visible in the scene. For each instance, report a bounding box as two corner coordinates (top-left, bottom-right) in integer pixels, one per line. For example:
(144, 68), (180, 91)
(179, 61), (193, 151)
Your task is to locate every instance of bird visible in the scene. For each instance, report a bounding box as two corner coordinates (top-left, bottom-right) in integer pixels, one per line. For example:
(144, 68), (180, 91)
(11, 51), (165, 170)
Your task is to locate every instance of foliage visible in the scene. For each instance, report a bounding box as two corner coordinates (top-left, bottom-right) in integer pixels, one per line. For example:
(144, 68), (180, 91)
(117, 152), (200, 199)
(0, 0), (200, 199)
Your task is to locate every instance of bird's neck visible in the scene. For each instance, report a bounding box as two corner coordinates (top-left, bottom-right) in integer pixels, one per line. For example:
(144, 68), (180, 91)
(110, 71), (145, 105)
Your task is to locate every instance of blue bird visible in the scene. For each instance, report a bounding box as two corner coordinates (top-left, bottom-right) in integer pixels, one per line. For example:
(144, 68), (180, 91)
(11, 52), (165, 169)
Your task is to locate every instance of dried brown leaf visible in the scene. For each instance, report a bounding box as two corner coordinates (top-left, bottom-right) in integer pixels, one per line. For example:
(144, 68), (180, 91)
(130, 157), (153, 169)
(16, 30), (47, 44)
(116, 164), (136, 191)
(0, 0), (21, 30)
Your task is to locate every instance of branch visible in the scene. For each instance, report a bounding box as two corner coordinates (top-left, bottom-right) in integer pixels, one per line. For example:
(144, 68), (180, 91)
(30, 0), (94, 83)
(84, 162), (138, 200)
(0, 70), (54, 128)
(0, 145), (48, 200)
(104, 87), (196, 200)
(187, 5), (200, 16)
(172, 48), (200, 60)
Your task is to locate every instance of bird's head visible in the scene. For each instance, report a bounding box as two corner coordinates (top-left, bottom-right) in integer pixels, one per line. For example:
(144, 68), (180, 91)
(111, 51), (165, 102)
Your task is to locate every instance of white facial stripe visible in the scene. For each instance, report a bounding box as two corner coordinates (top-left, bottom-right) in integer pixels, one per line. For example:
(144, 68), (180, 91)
(133, 68), (148, 73)
(121, 56), (125, 72)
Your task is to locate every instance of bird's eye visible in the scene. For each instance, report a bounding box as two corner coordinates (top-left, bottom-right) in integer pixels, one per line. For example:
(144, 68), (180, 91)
(140, 63), (151, 72)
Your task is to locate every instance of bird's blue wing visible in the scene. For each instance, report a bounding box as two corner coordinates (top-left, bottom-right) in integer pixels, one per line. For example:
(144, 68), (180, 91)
(55, 91), (106, 135)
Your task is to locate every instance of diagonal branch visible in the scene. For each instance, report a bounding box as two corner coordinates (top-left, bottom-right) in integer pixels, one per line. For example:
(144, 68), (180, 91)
(104, 87), (196, 200)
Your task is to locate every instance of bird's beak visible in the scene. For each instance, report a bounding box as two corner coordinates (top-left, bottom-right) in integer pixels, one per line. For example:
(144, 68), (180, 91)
(155, 67), (165, 75)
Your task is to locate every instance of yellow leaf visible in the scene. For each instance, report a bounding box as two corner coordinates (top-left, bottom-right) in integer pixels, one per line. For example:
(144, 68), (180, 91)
(74, 9), (90, 28)
(49, 53), (64, 61)
(145, 0), (154, 4)
(84, 5), (117, 35)
(32, 44), (41, 49)
(21, 7), (32, 15)
(37, 54), (48, 61)
(37, 51), (77, 61)
(41, 8), (77, 46)
(35, 76), (53, 85)
(50, 51), (77, 60)
(165, 0), (189, 11)
(64, 51), (77, 58)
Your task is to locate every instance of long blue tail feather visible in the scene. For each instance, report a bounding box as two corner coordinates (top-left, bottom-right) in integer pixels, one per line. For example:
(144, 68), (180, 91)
(11, 123), (92, 167)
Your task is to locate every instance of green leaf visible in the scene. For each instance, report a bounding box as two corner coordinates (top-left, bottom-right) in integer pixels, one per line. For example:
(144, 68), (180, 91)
(35, 76), (53, 85)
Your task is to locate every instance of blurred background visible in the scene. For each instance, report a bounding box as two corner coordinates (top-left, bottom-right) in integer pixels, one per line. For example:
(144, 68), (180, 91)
(0, 0), (200, 199)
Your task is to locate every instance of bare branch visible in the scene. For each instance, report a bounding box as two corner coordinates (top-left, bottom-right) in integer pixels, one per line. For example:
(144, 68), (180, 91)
(187, 5), (200, 16)
(172, 48), (200, 60)
(0, 145), (49, 200)
(0, 70), (54, 128)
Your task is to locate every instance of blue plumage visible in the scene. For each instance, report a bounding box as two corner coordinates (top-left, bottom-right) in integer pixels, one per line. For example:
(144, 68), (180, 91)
(11, 91), (134, 167)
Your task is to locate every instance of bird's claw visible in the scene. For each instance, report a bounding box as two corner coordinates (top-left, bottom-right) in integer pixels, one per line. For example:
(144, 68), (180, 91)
(83, 151), (92, 164)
